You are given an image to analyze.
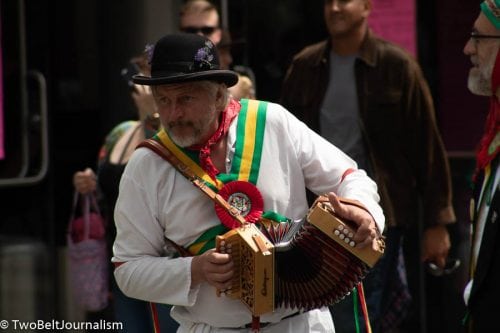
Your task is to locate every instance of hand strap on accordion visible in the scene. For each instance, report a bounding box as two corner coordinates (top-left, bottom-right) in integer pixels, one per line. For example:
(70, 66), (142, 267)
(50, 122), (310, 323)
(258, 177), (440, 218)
(315, 195), (382, 237)
(316, 195), (369, 214)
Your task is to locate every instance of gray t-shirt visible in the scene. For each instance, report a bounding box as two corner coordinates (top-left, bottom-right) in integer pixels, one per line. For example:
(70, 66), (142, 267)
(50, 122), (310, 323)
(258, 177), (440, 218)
(319, 51), (369, 171)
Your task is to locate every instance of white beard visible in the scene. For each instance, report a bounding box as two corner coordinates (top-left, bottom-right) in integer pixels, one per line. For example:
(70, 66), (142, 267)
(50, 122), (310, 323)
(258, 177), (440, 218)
(166, 108), (219, 148)
(468, 68), (492, 96)
(168, 131), (200, 147)
(467, 52), (496, 96)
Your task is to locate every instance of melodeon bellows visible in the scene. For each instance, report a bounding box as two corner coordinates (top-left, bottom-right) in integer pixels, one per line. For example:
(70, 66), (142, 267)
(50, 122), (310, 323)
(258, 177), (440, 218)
(216, 196), (385, 316)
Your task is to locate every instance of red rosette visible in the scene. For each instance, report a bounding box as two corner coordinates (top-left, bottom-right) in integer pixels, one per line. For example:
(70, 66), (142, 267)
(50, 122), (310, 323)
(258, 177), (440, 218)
(215, 181), (264, 229)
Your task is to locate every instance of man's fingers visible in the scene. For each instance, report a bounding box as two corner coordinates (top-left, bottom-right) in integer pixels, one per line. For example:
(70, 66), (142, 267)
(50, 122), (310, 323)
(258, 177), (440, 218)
(208, 251), (232, 264)
(327, 192), (344, 215)
(202, 251), (234, 288)
(207, 269), (234, 284)
(356, 237), (373, 249)
(327, 192), (367, 226)
(353, 224), (376, 249)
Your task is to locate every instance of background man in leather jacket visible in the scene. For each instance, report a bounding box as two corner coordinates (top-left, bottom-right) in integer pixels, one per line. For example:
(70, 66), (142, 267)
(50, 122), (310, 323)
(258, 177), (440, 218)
(281, 0), (456, 332)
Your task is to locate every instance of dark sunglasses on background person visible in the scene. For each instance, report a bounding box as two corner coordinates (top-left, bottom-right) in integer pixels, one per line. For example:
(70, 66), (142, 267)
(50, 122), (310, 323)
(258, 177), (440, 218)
(181, 26), (219, 36)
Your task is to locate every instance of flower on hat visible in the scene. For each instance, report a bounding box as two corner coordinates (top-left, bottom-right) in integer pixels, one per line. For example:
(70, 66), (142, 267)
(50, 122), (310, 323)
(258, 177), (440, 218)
(144, 43), (155, 64)
(192, 40), (215, 71)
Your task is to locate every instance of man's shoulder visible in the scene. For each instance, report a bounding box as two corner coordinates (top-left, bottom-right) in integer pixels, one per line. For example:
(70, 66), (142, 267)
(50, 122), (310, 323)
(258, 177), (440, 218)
(367, 34), (417, 67)
(126, 143), (173, 174)
(291, 40), (328, 64)
(241, 99), (286, 117)
(239, 99), (291, 126)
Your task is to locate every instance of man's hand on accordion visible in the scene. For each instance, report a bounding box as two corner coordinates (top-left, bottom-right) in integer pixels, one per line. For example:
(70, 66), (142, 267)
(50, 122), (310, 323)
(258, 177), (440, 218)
(191, 249), (234, 289)
(327, 192), (380, 249)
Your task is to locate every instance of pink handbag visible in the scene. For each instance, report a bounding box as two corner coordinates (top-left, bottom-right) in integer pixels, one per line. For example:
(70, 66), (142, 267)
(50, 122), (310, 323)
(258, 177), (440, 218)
(67, 191), (109, 312)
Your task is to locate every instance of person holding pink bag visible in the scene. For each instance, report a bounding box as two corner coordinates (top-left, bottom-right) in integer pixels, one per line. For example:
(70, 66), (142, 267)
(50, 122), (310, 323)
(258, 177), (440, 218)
(72, 51), (178, 332)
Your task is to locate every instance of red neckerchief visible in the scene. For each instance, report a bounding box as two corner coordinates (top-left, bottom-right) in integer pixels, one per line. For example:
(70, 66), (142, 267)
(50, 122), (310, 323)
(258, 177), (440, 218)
(188, 99), (240, 180)
(474, 48), (500, 182)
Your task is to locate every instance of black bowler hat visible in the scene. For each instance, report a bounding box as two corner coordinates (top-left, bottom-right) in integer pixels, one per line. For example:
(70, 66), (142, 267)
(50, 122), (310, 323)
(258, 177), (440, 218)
(133, 33), (238, 87)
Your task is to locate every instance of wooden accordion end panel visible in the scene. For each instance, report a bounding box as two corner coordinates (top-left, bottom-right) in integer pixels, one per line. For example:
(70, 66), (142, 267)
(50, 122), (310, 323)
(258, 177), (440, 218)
(216, 223), (275, 316)
(307, 199), (384, 268)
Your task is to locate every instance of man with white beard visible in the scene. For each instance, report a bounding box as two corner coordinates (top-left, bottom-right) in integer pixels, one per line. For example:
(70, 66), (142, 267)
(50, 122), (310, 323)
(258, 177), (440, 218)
(462, 1), (500, 332)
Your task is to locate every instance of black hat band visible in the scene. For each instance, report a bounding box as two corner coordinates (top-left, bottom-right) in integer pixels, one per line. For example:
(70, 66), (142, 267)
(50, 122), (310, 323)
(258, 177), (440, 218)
(152, 61), (220, 77)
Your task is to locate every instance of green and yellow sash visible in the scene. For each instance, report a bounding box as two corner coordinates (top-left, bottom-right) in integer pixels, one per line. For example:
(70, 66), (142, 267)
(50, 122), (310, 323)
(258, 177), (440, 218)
(154, 99), (268, 255)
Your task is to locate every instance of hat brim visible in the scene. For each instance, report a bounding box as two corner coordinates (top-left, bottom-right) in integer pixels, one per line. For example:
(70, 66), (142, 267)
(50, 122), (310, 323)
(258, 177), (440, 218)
(132, 70), (239, 87)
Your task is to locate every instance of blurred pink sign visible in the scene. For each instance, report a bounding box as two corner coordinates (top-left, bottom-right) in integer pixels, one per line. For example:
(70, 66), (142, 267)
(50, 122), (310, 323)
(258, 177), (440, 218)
(368, 0), (416, 57)
(0, 22), (3, 160)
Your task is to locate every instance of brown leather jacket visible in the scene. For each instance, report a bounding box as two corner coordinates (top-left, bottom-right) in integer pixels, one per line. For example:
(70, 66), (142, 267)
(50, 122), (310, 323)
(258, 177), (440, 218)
(281, 30), (456, 228)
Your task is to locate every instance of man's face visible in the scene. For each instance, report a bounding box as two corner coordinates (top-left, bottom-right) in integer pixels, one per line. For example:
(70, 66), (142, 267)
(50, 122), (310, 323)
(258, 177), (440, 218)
(153, 82), (222, 147)
(180, 10), (222, 45)
(464, 13), (500, 96)
(324, 0), (371, 38)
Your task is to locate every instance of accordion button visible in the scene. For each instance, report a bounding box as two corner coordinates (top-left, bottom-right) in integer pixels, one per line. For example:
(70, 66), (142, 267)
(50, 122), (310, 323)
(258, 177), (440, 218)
(339, 234), (345, 240)
(344, 237), (350, 244)
(334, 230), (340, 236)
(343, 229), (349, 235)
(348, 232), (354, 238)
(349, 241), (356, 247)
(338, 225), (344, 231)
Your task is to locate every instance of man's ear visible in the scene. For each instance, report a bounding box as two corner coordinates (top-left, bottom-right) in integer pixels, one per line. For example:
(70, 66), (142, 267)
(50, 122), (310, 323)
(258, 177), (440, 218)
(215, 85), (226, 109)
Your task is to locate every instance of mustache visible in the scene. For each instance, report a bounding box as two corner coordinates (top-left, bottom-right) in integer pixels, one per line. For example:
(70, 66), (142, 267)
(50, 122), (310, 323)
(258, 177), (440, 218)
(167, 120), (195, 129)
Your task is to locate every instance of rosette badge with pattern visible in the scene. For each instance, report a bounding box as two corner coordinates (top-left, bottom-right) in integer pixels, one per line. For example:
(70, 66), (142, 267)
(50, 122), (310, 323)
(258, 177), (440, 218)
(215, 180), (264, 229)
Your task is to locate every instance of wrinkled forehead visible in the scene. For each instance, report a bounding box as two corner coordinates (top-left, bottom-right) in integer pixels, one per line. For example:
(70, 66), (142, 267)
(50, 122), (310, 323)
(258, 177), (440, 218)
(154, 82), (196, 94)
(153, 81), (216, 97)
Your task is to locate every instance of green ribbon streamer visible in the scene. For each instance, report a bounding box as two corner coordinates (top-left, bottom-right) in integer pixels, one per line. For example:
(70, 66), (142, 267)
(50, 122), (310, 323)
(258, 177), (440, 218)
(461, 310), (470, 327)
(262, 210), (291, 223)
(353, 288), (361, 333)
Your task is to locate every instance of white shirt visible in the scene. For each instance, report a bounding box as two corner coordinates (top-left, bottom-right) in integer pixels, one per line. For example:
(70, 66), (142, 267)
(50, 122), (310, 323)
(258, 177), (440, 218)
(112, 101), (384, 332)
